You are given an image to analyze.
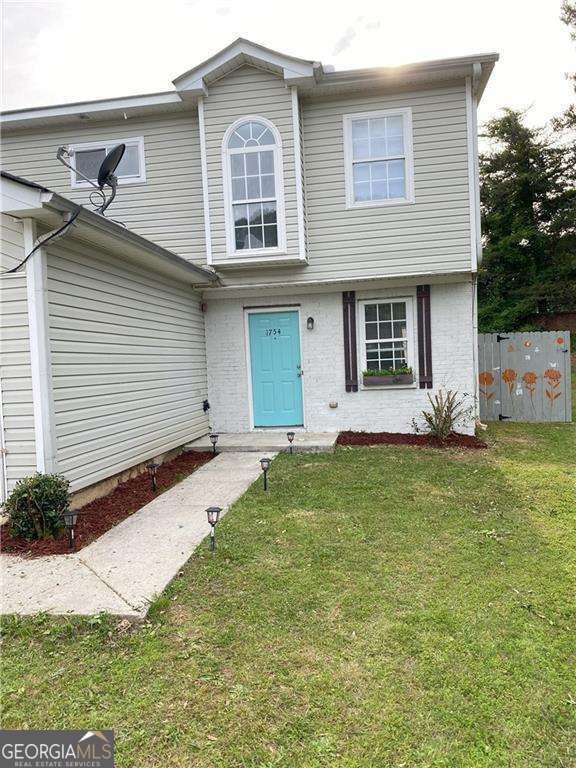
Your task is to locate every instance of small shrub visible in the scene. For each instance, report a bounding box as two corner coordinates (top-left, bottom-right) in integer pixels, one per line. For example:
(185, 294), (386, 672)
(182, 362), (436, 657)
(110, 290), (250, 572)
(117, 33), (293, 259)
(4, 473), (70, 541)
(415, 389), (472, 442)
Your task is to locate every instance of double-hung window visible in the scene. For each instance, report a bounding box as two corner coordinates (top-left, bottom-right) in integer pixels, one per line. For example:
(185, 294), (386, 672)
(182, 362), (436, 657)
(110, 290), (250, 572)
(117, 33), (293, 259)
(344, 108), (414, 208)
(223, 118), (286, 255)
(360, 297), (415, 375)
(69, 137), (146, 188)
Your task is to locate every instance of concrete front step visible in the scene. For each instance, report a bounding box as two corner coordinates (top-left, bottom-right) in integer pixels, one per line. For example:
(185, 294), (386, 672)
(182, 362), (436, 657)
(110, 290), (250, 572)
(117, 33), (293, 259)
(185, 431), (338, 454)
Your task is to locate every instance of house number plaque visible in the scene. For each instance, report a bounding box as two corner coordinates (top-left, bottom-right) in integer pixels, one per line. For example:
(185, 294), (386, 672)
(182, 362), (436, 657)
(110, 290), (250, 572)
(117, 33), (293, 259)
(265, 328), (282, 336)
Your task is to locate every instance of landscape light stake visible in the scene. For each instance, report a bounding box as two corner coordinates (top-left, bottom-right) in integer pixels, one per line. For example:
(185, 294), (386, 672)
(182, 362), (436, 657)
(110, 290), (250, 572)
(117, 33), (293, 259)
(286, 431), (295, 454)
(146, 462), (160, 492)
(260, 457), (271, 491)
(206, 506), (222, 553)
(62, 511), (79, 551)
(209, 433), (219, 455)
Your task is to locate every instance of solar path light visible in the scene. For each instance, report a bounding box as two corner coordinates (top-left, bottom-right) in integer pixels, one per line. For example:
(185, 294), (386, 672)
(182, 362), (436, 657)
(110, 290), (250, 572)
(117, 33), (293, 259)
(209, 433), (219, 455)
(146, 462), (160, 491)
(260, 457), (271, 491)
(286, 431), (295, 454)
(62, 511), (79, 551)
(206, 506), (222, 552)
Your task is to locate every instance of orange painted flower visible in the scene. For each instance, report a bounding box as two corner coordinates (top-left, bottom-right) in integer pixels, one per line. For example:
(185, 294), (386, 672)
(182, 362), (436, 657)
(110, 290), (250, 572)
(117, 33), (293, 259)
(502, 368), (517, 394)
(479, 371), (494, 386)
(556, 337), (565, 345)
(524, 340), (532, 348)
(502, 369), (517, 384)
(544, 368), (561, 382)
(522, 371), (537, 385)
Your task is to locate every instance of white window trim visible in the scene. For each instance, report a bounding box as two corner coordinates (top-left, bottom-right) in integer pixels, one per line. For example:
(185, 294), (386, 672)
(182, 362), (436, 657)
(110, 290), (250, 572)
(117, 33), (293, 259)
(357, 296), (417, 389)
(343, 108), (415, 210)
(221, 115), (287, 259)
(68, 136), (146, 188)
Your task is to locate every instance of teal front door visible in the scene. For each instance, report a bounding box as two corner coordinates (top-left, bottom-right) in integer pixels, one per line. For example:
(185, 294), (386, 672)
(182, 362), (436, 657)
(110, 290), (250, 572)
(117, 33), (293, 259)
(248, 311), (303, 427)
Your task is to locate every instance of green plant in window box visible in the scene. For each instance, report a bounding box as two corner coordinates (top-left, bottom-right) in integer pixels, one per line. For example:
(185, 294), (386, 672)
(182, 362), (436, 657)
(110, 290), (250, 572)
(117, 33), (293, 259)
(362, 367), (414, 386)
(4, 473), (70, 541)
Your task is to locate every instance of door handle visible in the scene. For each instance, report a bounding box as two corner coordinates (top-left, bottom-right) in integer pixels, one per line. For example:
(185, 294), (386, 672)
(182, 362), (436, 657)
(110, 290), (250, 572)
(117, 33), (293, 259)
(297, 370), (303, 377)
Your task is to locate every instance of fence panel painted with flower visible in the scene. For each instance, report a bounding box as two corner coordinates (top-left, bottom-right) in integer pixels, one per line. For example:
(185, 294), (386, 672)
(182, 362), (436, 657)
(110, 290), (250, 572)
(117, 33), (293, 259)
(478, 331), (572, 423)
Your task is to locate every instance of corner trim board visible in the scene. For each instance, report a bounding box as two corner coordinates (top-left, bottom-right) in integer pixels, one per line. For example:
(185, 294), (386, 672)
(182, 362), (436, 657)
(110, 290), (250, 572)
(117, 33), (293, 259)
(197, 96), (213, 265)
(291, 86), (307, 261)
(465, 76), (481, 269)
(24, 219), (57, 472)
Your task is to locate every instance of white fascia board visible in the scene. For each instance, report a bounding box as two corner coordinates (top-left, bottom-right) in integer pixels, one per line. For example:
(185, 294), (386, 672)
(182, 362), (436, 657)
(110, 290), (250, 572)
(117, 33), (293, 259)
(1, 91), (183, 127)
(0, 177), (53, 216)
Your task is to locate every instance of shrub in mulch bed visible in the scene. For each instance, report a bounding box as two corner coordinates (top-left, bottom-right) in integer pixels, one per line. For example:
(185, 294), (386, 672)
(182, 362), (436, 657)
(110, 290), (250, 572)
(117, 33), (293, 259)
(0, 451), (214, 558)
(337, 431), (487, 450)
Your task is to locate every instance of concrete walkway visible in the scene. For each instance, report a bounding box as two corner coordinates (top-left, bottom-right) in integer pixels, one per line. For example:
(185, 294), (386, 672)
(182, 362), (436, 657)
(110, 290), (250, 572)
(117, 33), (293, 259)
(1, 453), (271, 619)
(186, 431), (337, 454)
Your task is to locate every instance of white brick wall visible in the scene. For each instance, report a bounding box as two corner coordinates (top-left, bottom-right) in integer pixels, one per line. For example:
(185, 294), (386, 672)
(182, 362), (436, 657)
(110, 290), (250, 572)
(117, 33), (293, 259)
(204, 280), (476, 435)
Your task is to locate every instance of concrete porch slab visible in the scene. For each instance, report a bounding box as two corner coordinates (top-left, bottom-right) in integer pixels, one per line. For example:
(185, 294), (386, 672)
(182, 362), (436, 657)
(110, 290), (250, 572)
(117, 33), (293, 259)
(185, 431), (338, 454)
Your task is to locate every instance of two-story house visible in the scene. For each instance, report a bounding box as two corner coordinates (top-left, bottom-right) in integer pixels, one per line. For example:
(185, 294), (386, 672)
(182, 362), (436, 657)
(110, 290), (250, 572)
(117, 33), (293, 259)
(0, 39), (497, 502)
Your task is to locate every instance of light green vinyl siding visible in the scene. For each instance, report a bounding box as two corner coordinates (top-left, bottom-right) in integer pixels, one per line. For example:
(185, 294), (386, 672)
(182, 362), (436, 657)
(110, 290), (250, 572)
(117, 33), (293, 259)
(0, 214), (37, 492)
(45, 239), (209, 492)
(1, 114), (206, 265)
(203, 65), (300, 261)
(220, 82), (473, 286)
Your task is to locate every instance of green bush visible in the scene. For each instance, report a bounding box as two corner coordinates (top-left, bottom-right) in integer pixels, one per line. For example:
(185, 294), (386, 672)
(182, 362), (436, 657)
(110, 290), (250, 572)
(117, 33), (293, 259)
(4, 473), (70, 541)
(415, 389), (473, 442)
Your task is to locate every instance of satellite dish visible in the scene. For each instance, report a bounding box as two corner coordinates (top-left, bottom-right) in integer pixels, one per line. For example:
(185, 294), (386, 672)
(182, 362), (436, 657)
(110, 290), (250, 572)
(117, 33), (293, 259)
(55, 143), (127, 219)
(97, 143), (125, 189)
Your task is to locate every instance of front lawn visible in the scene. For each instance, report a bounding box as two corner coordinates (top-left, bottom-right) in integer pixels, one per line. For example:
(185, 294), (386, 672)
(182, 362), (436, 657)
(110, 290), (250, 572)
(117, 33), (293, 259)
(2, 419), (575, 767)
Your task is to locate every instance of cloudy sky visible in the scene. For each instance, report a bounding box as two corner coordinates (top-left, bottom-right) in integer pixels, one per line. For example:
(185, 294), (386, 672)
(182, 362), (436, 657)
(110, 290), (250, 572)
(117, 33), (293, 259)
(1, 0), (573, 129)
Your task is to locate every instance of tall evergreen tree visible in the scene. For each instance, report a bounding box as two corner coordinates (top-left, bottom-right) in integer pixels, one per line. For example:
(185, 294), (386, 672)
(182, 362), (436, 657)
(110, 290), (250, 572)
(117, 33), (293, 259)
(554, 1), (576, 131)
(478, 110), (576, 332)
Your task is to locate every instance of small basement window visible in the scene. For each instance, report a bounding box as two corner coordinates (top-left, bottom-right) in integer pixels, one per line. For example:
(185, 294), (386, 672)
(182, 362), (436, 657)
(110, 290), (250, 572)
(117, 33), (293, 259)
(68, 137), (146, 187)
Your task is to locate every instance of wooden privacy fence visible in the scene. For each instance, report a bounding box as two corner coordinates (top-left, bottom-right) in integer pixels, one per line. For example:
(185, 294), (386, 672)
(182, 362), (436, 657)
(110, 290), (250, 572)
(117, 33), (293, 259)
(478, 331), (572, 423)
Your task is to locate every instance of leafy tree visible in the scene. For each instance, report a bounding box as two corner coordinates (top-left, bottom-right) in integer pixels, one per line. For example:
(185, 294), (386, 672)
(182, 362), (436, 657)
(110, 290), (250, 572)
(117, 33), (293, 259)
(554, 1), (576, 131)
(478, 5), (576, 333)
(478, 110), (576, 332)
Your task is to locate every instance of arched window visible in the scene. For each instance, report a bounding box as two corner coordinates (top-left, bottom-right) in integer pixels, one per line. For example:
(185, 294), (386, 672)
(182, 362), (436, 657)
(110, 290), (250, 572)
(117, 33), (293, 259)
(223, 118), (285, 254)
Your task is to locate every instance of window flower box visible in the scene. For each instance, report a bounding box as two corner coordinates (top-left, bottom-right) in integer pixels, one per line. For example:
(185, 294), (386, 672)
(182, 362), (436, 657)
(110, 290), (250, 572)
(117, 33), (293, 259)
(362, 368), (414, 387)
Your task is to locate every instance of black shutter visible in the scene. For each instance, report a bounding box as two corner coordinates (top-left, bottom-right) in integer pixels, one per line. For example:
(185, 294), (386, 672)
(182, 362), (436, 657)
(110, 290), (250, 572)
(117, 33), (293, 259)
(416, 285), (433, 389)
(343, 291), (358, 392)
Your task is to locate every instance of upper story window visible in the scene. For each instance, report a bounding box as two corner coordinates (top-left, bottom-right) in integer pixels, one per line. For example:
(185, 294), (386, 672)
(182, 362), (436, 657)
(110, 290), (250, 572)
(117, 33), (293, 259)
(223, 117), (286, 256)
(343, 108), (414, 209)
(68, 137), (146, 188)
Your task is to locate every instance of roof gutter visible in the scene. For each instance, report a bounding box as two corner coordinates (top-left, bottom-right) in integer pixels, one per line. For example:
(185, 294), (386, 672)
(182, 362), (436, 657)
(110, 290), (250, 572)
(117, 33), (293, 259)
(45, 193), (218, 284)
(1, 172), (217, 285)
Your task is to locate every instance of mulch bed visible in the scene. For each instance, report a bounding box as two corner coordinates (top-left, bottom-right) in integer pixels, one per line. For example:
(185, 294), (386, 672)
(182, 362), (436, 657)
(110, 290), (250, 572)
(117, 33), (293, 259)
(0, 450), (214, 558)
(337, 431), (487, 450)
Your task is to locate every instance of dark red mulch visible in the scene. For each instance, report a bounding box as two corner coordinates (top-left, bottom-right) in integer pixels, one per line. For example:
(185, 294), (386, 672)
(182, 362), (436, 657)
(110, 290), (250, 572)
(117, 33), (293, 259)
(337, 431), (487, 450)
(0, 451), (214, 558)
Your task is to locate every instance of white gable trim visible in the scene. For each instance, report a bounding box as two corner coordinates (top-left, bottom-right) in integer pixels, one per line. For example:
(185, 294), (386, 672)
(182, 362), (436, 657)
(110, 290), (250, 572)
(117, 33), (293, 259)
(173, 38), (319, 93)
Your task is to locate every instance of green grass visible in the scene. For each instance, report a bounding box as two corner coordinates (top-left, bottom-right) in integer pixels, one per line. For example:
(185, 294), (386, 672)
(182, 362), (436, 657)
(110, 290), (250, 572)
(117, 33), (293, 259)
(2, 418), (575, 767)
